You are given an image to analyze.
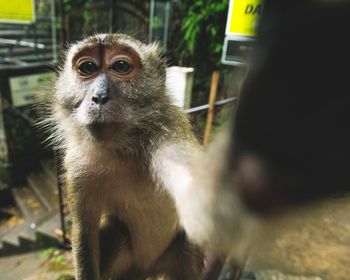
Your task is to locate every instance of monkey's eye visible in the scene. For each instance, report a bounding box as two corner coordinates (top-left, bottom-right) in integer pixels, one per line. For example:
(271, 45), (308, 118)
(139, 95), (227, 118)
(77, 61), (98, 76)
(111, 60), (131, 74)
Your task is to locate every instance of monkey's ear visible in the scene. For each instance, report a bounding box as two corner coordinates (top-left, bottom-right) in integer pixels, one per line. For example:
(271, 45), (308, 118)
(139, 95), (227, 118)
(143, 41), (166, 61)
(141, 41), (167, 75)
(146, 41), (161, 54)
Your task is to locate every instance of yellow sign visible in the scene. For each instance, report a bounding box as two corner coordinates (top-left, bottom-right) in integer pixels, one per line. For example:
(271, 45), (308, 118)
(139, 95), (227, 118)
(226, 0), (262, 37)
(0, 0), (35, 24)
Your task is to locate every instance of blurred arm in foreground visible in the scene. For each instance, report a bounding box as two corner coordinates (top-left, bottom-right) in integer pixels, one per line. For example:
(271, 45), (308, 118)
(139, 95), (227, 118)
(165, 0), (350, 259)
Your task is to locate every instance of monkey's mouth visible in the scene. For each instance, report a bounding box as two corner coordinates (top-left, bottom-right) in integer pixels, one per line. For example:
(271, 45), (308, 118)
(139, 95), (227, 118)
(85, 114), (125, 139)
(86, 121), (119, 140)
(80, 103), (125, 136)
(83, 109), (109, 126)
(87, 120), (108, 130)
(86, 108), (113, 126)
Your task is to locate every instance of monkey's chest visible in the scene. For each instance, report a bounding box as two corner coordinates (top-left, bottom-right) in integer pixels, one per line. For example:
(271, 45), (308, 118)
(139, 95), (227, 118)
(103, 175), (179, 268)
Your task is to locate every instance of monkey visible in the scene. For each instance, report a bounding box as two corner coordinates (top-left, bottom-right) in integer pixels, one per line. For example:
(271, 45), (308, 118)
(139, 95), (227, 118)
(162, 0), (350, 268)
(49, 33), (204, 280)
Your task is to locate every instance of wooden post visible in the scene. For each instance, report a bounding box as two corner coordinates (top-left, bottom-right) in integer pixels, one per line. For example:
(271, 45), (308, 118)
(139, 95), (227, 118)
(203, 70), (220, 148)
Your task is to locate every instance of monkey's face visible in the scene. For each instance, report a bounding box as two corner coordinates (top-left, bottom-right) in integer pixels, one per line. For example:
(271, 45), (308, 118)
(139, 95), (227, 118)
(55, 34), (166, 141)
(72, 44), (142, 138)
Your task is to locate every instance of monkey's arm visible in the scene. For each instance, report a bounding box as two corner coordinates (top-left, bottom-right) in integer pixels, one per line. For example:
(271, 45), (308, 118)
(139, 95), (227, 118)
(153, 137), (258, 256)
(67, 178), (102, 280)
(152, 141), (199, 203)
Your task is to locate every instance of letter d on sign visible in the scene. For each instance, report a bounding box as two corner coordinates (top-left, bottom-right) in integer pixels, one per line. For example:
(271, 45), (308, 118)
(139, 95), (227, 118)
(228, 0), (262, 37)
(245, 4), (253, 14)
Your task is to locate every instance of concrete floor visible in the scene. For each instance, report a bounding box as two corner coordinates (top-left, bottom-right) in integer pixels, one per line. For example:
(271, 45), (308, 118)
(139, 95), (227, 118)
(244, 195), (350, 280)
(0, 249), (73, 280)
(1, 195), (350, 280)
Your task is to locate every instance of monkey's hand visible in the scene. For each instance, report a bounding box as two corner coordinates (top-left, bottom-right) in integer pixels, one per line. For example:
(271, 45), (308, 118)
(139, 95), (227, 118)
(152, 141), (199, 201)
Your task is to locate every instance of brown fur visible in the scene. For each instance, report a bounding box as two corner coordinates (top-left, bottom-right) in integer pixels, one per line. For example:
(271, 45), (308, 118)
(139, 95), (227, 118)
(50, 33), (203, 280)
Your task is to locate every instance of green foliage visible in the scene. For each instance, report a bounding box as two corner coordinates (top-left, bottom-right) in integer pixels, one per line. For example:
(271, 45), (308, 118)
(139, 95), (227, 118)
(40, 247), (56, 258)
(55, 276), (75, 280)
(40, 247), (67, 264)
(182, 0), (228, 66)
(61, 0), (94, 13)
(170, 0), (229, 71)
(167, 0), (229, 107)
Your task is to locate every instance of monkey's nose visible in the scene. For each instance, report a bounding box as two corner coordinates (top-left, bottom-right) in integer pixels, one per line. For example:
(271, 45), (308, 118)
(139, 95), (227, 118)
(91, 93), (110, 105)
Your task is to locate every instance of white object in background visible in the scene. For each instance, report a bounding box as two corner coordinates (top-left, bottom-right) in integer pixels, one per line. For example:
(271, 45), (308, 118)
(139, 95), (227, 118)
(166, 66), (194, 109)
